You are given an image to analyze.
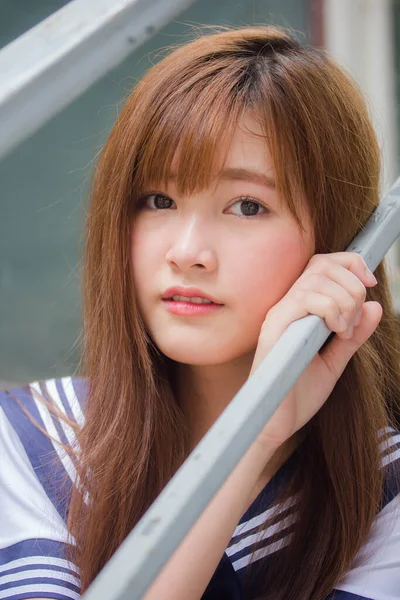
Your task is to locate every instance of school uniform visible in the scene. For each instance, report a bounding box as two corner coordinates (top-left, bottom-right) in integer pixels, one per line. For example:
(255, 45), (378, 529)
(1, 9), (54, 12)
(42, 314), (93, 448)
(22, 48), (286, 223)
(1, 377), (399, 600)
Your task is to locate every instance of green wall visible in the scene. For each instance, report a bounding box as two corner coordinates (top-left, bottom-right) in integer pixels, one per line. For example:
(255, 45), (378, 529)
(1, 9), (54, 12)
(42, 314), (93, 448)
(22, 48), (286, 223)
(0, 0), (308, 383)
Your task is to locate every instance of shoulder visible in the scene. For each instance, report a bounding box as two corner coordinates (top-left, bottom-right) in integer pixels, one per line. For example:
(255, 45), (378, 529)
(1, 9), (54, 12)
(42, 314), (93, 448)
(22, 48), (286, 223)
(379, 425), (400, 509)
(226, 427), (400, 600)
(331, 426), (400, 600)
(0, 377), (86, 599)
(0, 376), (87, 431)
(0, 376), (87, 520)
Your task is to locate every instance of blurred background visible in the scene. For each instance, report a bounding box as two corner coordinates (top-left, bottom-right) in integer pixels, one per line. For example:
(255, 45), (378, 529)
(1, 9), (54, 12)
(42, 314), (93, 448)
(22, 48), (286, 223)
(1, 0), (399, 388)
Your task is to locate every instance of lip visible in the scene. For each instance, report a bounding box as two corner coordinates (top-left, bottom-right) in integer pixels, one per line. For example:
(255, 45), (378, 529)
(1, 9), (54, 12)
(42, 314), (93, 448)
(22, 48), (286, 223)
(162, 299), (223, 316)
(161, 286), (223, 305)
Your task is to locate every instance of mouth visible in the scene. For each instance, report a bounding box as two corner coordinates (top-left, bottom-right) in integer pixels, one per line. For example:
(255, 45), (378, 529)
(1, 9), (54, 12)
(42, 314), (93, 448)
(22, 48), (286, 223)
(162, 297), (224, 316)
(161, 287), (223, 305)
(164, 295), (219, 305)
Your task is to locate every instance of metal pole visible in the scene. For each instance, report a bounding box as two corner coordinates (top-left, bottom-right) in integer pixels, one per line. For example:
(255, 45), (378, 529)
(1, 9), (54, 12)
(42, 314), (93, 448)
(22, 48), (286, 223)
(0, 0), (198, 161)
(82, 178), (400, 600)
(323, 0), (399, 271)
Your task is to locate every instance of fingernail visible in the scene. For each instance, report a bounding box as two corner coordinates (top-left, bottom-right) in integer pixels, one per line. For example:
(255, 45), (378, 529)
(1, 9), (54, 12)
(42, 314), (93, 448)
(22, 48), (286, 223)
(365, 266), (377, 284)
(339, 315), (347, 330)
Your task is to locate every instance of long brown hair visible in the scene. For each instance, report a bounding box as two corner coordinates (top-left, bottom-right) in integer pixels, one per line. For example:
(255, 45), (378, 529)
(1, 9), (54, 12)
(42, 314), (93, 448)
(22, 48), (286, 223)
(66, 26), (400, 599)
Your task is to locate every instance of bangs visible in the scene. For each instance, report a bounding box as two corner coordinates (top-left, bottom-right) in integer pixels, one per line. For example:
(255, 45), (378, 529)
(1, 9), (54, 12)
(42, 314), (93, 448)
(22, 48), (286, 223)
(125, 38), (308, 230)
(131, 61), (250, 198)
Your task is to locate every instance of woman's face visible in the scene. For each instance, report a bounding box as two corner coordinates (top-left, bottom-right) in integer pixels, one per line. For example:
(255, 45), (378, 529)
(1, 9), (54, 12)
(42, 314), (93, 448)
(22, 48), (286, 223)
(131, 112), (315, 366)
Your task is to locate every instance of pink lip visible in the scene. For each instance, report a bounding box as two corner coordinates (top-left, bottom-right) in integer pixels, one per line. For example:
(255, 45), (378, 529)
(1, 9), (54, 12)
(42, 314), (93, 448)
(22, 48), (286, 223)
(161, 286), (224, 316)
(162, 299), (223, 316)
(162, 286), (223, 305)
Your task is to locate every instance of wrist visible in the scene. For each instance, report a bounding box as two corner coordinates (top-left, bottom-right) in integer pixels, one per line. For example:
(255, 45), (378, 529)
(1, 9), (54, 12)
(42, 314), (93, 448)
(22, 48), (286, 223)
(242, 436), (279, 476)
(246, 434), (300, 501)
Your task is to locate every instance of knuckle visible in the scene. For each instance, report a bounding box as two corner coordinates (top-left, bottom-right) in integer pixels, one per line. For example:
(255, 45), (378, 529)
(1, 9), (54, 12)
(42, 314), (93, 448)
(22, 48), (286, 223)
(308, 254), (319, 266)
(356, 282), (367, 300)
(307, 272), (323, 287)
(324, 297), (338, 314)
(292, 288), (307, 303)
(310, 255), (330, 272)
(299, 271), (323, 290)
(343, 296), (356, 315)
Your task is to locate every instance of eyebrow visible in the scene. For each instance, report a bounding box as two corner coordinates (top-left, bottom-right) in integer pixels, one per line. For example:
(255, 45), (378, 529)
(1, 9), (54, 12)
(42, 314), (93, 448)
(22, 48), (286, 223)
(167, 167), (276, 189)
(218, 167), (276, 189)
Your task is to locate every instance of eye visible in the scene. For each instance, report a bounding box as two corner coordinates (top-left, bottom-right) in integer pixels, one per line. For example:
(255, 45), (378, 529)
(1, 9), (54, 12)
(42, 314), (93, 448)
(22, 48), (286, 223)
(228, 197), (269, 218)
(137, 193), (176, 210)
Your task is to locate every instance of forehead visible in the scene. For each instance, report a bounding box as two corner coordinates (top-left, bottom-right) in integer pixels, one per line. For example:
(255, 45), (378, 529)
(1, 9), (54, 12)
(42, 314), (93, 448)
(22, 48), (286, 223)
(224, 112), (272, 164)
(221, 113), (274, 178)
(168, 112), (275, 188)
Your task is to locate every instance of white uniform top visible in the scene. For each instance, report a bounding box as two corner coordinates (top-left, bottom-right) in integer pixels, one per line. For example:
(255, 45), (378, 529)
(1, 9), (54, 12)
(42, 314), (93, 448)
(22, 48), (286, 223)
(1, 377), (399, 600)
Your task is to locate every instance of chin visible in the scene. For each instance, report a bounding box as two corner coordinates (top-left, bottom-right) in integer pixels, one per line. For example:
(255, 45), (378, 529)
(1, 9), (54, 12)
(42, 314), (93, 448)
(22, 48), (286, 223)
(155, 340), (239, 366)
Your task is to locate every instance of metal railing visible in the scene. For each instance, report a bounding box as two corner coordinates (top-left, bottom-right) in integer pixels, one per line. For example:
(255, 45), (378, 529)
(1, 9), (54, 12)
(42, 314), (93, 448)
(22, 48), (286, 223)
(82, 178), (400, 599)
(0, 0), (198, 161)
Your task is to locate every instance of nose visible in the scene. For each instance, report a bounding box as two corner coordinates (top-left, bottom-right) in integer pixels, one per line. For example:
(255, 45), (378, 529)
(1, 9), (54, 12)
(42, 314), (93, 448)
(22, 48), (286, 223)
(165, 217), (217, 272)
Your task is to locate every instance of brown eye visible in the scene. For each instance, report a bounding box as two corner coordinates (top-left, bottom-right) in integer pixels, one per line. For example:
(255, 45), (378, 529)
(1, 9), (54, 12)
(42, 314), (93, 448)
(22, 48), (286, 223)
(241, 200), (260, 216)
(152, 194), (174, 209)
(138, 194), (175, 210)
(228, 197), (269, 217)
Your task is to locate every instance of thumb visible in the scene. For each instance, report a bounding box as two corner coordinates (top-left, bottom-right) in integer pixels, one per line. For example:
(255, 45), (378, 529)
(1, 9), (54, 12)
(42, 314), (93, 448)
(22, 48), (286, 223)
(319, 301), (383, 376)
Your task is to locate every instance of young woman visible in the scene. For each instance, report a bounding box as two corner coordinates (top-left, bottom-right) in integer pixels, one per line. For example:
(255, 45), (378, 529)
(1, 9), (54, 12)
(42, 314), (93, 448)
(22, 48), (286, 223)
(1, 25), (400, 600)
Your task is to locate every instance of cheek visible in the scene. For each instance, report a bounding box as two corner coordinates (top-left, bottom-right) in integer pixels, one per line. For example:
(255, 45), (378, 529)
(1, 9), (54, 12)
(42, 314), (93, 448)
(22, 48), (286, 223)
(131, 221), (163, 268)
(130, 226), (161, 307)
(231, 231), (312, 323)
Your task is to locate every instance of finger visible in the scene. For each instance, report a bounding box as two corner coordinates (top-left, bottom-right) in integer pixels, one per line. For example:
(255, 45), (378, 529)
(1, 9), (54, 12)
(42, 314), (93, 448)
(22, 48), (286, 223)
(354, 306), (363, 327)
(319, 301), (382, 378)
(306, 262), (367, 313)
(308, 253), (377, 288)
(265, 290), (351, 346)
(300, 290), (347, 333)
(298, 273), (361, 326)
(259, 296), (309, 356)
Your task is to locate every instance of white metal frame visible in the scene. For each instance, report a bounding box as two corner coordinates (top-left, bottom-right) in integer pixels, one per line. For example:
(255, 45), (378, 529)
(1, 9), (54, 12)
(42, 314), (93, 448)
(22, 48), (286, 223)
(323, 0), (400, 307)
(0, 0), (198, 161)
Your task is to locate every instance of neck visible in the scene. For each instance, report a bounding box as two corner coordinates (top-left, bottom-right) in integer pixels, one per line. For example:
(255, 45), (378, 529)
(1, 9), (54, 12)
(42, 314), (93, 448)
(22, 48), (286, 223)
(172, 356), (302, 500)
(173, 352), (254, 449)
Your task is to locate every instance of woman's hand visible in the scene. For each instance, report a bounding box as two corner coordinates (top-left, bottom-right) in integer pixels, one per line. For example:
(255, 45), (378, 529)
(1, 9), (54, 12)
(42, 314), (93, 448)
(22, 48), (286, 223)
(249, 252), (383, 451)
